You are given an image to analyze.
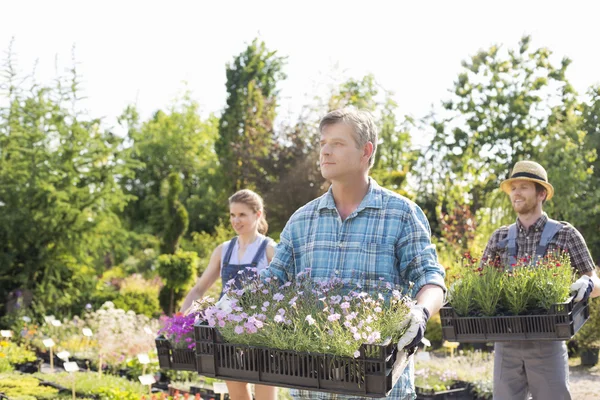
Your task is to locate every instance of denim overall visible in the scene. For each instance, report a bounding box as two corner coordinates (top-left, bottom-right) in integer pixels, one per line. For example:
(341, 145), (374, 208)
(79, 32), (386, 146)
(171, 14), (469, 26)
(494, 219), (571, 400)
(220, 236), (269, 299)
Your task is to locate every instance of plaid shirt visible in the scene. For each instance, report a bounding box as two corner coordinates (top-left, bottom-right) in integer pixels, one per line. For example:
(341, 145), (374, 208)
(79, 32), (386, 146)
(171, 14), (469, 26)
(261, 178), (446, 400)
(481, 213), (595, 274)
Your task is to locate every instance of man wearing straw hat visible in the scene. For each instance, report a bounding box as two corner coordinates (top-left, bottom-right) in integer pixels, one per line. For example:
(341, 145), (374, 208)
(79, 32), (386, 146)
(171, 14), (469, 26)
(482, 160), (600, 400)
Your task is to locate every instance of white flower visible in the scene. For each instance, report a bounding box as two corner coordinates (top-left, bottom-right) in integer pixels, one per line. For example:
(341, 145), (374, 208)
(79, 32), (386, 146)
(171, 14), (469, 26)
(305, 315), (315, 325)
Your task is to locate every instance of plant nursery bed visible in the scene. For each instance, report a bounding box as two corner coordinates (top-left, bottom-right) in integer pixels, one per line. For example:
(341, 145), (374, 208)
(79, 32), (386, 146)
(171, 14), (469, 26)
(190, 323), (410, 398)
(441, 297), (589, 342)
(416, 380), (474, 400)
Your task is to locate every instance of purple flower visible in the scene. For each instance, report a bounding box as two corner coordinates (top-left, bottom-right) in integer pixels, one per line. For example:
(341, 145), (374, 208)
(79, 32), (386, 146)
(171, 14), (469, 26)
(234, 326), (244, 334)
(273, 293), (284, 302)
(340, 302), (350, 310)
(274, 315), (284, 323)
(262, 289), (269, 294)
(263, 301), (270, 307)
(354, 350), (361, 358)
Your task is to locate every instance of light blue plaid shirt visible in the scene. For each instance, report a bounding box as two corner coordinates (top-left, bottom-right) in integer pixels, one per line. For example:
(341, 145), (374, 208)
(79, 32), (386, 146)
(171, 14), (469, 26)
(261, 178), (446, 400)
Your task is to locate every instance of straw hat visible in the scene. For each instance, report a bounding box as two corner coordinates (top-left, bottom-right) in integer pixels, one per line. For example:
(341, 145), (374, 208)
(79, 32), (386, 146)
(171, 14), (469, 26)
(500, 160), (554, 201)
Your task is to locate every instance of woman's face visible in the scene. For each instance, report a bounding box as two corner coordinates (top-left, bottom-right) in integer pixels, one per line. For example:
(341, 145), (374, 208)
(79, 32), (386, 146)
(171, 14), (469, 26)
(229, 202), (261, 236)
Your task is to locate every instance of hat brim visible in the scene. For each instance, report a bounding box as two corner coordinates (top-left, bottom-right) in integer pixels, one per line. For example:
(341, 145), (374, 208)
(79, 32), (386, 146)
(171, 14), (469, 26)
(500, 177), (554, 201)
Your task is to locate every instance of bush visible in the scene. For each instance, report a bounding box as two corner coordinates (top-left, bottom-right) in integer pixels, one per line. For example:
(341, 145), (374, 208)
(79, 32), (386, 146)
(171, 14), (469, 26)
(574, 295), (600, 350)
(0, 373), (59, 399)
(34, 372), (146, 400)
(425, 313), (443, 349)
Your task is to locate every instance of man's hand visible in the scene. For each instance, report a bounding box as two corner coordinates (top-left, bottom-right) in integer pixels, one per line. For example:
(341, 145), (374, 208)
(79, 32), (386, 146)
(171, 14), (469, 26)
(571, 275), (595, 302)
(215, 294), (233, 314)
(396, 305), (430, 352)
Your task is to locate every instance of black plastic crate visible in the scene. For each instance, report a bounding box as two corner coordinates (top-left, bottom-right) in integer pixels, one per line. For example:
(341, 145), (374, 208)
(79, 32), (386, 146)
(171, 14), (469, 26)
(194, 323), (410, 398)
(416, 381), (474, 400)
(441, 297), (589, 342)
(156, 335), (197, 371)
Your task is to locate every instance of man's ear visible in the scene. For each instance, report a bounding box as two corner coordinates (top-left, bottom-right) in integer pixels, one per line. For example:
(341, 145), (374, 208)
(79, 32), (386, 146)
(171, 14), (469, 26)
(363, 141), (374, 163)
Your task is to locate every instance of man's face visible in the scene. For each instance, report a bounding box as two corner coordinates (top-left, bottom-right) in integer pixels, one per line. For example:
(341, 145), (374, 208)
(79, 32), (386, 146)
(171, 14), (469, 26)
(319, 123), (371, 182)
(509, 180), (545, 214)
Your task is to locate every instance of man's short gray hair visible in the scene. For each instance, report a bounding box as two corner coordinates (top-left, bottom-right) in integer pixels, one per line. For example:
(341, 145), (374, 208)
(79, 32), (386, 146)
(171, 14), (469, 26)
(319, 108), (378, 168)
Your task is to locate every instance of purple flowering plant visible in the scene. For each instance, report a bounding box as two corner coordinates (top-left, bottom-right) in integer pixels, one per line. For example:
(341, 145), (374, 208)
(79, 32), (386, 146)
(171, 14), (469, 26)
(198, 268), (414, 358)
(158, 296), (216, 349)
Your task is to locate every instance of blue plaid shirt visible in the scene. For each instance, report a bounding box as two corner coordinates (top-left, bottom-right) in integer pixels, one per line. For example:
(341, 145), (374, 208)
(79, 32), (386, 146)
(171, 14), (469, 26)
(261, 178), (446, 400)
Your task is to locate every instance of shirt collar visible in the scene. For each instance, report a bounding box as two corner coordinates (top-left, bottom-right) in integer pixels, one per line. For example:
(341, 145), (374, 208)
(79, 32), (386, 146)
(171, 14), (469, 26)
(317, 177), (383, 212)
(516, 213), (548, 233)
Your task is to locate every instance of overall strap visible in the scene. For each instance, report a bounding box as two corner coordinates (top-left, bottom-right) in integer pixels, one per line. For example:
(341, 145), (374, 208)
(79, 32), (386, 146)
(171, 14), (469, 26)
(536, 219), (563, 258)
(506, 223), (518, 269)
(250, 238), (269, 267)
(222, 237), (238, 267)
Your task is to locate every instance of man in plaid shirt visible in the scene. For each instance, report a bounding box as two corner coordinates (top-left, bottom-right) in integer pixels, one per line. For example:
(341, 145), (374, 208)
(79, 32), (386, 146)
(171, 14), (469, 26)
(260, 108), (446, 400)
(481, 160), (600, 400)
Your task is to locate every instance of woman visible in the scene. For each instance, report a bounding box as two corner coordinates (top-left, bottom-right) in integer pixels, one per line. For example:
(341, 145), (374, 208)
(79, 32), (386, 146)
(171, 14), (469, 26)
(180, 189), (278, 400)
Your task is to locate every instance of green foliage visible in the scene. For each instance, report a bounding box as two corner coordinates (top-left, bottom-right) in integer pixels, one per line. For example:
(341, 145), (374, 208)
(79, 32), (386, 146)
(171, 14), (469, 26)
(34, 372), (146, 399)
(0, 47), (136, 318)
(216, 38), (287, 192)
(450, 252), (573, 316)
(0, 373), (59, 399)
(0, 340), (37, 365)
(161, 172), (189, 255)
(575, 294), (600, 350)
(157, 251), (198, 314)
(120, 98), (223, 236)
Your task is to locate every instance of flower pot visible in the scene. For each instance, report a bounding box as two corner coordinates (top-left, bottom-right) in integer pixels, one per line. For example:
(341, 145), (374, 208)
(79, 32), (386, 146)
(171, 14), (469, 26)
(580, 348), (599, 366)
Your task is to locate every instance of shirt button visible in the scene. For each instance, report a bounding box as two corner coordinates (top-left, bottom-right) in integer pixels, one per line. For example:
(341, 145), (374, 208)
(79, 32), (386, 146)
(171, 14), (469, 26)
(338, 242), (343, 248)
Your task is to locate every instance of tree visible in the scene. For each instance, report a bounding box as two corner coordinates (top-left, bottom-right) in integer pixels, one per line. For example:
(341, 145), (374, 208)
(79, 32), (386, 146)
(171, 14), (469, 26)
(423, 36), (576, 211)
(216, 39), (287, 193)
(160, 173), (189, 255)
(0, 46), (135, 317)
(119, 97), (223, 236)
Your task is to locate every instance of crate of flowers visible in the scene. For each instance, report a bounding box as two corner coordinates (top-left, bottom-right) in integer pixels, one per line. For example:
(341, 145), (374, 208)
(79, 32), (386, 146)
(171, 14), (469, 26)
(441, 251), (590, 342)
(190, 272), (414, 398)
(156, 298), (216, 371)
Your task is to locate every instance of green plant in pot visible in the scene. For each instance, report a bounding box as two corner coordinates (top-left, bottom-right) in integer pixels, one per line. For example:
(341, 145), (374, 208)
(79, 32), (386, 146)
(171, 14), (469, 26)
(574, 296), (600, 366)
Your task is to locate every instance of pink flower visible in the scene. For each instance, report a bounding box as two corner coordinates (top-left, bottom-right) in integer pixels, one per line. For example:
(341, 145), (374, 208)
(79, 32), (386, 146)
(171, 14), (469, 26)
(234, 325), (244, 334)
(327, 313), (341, 322)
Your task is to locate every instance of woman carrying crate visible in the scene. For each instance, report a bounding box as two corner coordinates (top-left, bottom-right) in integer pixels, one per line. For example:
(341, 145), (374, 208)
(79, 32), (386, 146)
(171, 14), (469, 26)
(180, 189), (278, 400)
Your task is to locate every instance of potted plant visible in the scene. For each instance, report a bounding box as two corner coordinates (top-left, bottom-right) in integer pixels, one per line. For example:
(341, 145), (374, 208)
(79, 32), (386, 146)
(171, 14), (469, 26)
(574, 295), (600, 366)
(156, 296), (216, 371)
(442, 251), (589, 342)
(191, 273), (414, 397)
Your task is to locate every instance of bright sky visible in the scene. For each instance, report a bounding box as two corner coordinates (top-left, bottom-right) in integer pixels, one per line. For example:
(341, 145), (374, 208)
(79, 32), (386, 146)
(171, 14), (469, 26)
(2, 0), (600, 141)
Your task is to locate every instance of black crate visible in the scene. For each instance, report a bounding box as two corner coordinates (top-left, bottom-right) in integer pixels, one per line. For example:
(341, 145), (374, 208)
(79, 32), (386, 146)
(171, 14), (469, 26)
(194, 323), (410, 398)
(441, 297), (589, 342)
(156, 335), (197, 371)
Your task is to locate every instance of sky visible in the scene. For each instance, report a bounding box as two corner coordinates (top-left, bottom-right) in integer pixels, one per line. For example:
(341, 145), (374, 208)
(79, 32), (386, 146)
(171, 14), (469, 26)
(2, 0), (600, 142)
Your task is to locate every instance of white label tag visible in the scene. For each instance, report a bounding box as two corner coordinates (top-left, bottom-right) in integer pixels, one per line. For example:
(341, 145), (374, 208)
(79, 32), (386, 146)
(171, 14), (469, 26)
(138, 374), (156, 385)
(137, 353), (150, 364)
(42, 339), (55, 348)
(0, 330), (12, 338)
(82, 328), (93, 337)
(64, 361), (79, 372)
(213, 382), (228, 394)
